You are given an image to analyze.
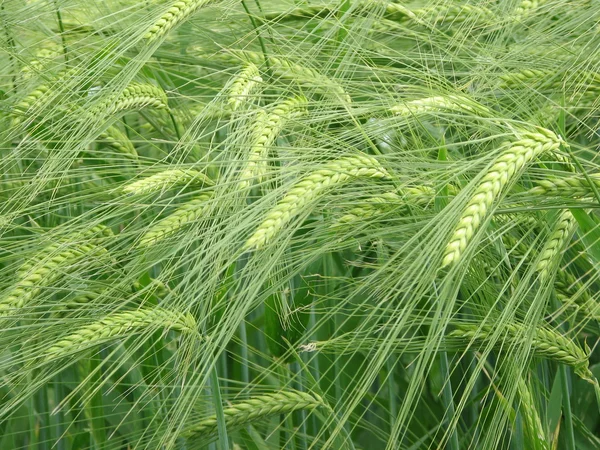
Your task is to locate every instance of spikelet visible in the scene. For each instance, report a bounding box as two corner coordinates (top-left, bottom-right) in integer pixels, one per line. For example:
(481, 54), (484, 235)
(516, 377), (548, 449)
(390, 94), (491, 117)
(11, 84), (51, 126)
(20, 44), (62, 79)
(265, 2), (494, 27)
(450, 323), (594, 382)
(184, 390), (323, 438)
(220, 50), (351, 103)
(239, 96), (307, 190)
(513, 0), (550, 21)
(92, 82), (168, 118)
(332, 187), (439, 227)
(244, 154), (390, 250)
(499, 69), (600, 95)
(554, 271), (600, 321)
(45, 308), (196, 361)
(442, 130), (562, 268)
(138, 193), (213, 247)
(527, 173), (600, 198)
(144, 0), (223, 42)
(536, 211), (577, 280)
(123, 169), (213, 196)
(228, 64), (262, 111)
(97, 125), (138, 161)
(1, 242), (111, 316)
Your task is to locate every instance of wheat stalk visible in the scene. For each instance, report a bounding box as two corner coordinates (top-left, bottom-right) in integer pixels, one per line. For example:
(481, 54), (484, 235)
(442, 129), (562, 268)
(244, 154), (390, 250)
(239, 96), (307, 190)
(45, 308), (196, 361)
(218, 50), (351, 103)
(97, 125), (138, 161)
(138, 193), (213, 247)
(536, 210), (577, 280)
(91, 82), (168, 118)
(1, 242), (111, 316)
(228, 64), (262, 111)
(527, 173), (600, 197)
(390, 94), (492, 118)
(450, 323), (594, 382)
(144, 0), (224, 42)
(123, 169), (213, 196)
(184, 390), (323, 438)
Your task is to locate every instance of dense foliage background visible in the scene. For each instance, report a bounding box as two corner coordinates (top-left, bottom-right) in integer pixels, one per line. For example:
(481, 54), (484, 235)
(1, 0), (600, 448)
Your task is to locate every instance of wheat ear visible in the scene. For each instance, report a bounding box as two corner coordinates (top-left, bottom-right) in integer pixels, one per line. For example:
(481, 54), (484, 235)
(138, 193), (213, 247)
(555, 271), (600, 322)
(92, 82), (168, 117)
(239, 96), (307, 190)
(20, 45), (62, 79)
(333, 187), (439, 226)
(228, 64), (262, 111)
(442, 130), (562, 268)
(536, 211), (577, 280)
(527, 173), (600, 198)
(450, 323), (593, 382)
(123, 169), (213, 196)
(1, 242), (110, 315)
(244, 154), (390, 250)
(184, 390), (323, 438)
(513, 0), (549, 20)
(221, 50), (351, 103)
(45, 308), (196, 361)
(97, 125), (138, 161)
(144, 0), (224, 41)
(390, 94), (491, 118)
(516, 377), (548, 449)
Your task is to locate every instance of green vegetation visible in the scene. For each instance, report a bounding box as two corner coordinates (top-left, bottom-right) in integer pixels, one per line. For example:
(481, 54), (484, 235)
(1, 0), (599, 448)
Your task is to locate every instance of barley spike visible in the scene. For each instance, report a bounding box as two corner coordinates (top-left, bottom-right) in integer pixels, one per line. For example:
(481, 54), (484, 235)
(228, 64), (262, 111)
(144, 0), (224, 42)
(45, 308), (196, 361)
(184, 390), (323, 438)
(450, 323), (593, 382)
(239, 96), (307, 190)
(527, 173), (600, 198)
(536, 211), (577, 279)
(442, 130), (562, 268)
(123, 169), (213, 196)
(97, 126), (138, 161)
(138, 193), (213, 247)
(244, 154), (390, 250)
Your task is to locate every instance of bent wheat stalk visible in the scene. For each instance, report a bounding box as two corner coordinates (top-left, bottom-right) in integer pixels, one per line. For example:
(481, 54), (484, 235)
(123, 169), (213, 196)
(97, 125), (138, 161)
(442, 129), (562, 268)
(450, 323), (594, 382)
(239, 96), (307, 190)
(138, 193), (213, 247)
(527, 173), (600, 198)
(219, 50), (351, 103)
(1, 242), (111, 316)
(45, 308), (196, 361)
(536, 210), (577, 280)
(91, 82), (168, 118)
(144, 0), (224, 42)
(244, 154), (390, 250)
(184, 390), (323, 438)
(228, 64), (262, 111)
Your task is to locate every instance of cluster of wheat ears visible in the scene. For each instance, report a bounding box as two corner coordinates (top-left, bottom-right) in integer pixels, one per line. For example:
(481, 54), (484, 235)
(1, 0), (599, 449)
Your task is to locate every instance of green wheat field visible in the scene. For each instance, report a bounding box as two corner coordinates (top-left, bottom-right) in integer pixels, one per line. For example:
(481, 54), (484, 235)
(1, 0), (600, 449)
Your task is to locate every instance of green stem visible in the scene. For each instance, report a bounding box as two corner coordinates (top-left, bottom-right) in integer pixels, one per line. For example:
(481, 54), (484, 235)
(440, 351), (459, 450)
(559, 366), (576, 450)
(53, 0), (69, 65)
(209, 365), (230, 450)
